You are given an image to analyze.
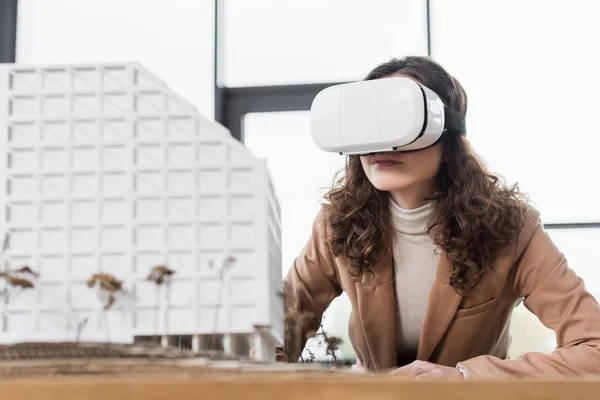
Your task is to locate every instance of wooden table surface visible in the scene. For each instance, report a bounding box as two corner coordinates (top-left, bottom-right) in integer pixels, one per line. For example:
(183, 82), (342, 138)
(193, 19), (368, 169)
(0, 356), (598, 399)
(1, 373), (600, 400)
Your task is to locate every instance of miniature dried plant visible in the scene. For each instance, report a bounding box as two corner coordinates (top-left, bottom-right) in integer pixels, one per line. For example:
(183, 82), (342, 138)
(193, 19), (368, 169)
(86, 272), (123, 310)
(0, 234), (42, 332)
(280, 285), (344, 365)
(12, 266), (40, 278)
(147, 265), (176, 285)
(147, 265), (176, 346)
(0, 265), (39, 332)
(0, 271), (36, 289)
(0, 265), (39, 289)
(75, 317), (89, 342)
(220, 256), (237, 278)
(305, 348), (316, 364)
(211, 255), (237, 333)
(0, 236), (38, 288)
(319, 324), (343, 364)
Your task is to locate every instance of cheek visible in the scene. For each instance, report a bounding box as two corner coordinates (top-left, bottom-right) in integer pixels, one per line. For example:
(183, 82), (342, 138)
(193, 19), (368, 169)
(360, 157), (379, 187)
(360, 156), (372, 175)
(412, 149), (443, 180)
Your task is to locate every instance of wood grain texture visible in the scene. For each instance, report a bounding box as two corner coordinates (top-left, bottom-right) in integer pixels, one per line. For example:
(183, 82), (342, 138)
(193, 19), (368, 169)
(1, 376), (600, 400)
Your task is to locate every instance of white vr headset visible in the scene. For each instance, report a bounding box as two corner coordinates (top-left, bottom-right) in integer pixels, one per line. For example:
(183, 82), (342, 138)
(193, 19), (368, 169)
(310, 77), (466, 155)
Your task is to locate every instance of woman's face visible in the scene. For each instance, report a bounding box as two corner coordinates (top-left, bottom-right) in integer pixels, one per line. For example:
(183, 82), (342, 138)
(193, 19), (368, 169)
(360, 73), (444, 197)
(359, 145), (443, 193)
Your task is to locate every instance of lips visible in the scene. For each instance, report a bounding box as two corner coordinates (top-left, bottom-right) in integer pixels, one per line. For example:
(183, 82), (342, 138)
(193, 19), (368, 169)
(372, 154), (402, 165)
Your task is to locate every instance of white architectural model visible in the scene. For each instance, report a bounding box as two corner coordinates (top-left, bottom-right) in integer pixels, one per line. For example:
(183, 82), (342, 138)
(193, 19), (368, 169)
(0, 63), (282, 362)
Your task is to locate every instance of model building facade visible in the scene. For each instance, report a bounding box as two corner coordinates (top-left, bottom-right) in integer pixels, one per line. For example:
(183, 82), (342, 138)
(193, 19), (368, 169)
(0, 63), (282, 361)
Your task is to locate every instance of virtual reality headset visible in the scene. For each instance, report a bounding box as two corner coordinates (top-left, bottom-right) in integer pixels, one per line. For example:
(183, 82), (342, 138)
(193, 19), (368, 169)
(310, 77), (466, 155)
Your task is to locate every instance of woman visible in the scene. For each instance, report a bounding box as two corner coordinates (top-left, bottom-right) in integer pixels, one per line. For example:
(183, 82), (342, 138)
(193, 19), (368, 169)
(283, 56), (600, 379)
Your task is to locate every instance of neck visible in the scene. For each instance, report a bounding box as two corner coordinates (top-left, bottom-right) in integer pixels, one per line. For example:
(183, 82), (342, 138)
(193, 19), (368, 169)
(389, 181), (436, 209)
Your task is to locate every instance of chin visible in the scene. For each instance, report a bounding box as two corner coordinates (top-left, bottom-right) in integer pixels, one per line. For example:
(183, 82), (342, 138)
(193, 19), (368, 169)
(369, 176), (416, 192)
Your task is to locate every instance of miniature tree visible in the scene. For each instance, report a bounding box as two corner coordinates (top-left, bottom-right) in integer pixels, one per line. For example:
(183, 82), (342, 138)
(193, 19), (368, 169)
(75, 317), (89, 342)
(0, 234), (39, 332)
(147, 265), (176, 286)
(86, 272), (123, 341)
(146, 265), (176, 347)
(315, 323), (343, 364)
(192, 255), (237, 354)
(212, 255), (237, 333)
(0, 266), (39, 332)
(281, 285), (344, 365)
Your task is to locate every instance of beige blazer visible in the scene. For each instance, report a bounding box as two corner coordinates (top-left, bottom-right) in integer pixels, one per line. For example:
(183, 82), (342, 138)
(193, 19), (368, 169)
(284, 207), (600, 378)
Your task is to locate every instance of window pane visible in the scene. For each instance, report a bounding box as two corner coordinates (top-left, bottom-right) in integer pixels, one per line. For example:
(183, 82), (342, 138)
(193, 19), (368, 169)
(243, 111), (355, 361)
(430, 0), (600, 222)
(509, 228), (600, 358)
(548, 228), (600, 300)
(17, 0), (215, 118)
(244, 111), (344, 272)
(221, 0), (428, 87)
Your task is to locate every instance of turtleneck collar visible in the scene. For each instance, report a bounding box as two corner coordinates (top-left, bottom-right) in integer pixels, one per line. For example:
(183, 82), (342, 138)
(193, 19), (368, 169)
(389, 197), (435, 235)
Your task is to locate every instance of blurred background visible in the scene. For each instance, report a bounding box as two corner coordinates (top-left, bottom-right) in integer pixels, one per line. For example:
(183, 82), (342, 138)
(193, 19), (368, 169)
(1, 0), (599, 362)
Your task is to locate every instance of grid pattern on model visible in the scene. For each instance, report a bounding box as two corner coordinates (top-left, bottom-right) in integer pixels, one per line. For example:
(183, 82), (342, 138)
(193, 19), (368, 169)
(0, 64), (282, 350)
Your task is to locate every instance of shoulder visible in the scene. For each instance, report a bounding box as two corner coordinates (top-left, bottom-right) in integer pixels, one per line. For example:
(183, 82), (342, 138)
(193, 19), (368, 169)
(310, 204), (337, 255)
(513, 204), (547, 260)
(315, 203), (336, 237)
(521, 204), (541, 238)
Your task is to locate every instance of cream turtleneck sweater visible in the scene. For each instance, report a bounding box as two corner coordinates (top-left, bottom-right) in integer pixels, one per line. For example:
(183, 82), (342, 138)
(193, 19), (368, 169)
(389, 198), (439, 365)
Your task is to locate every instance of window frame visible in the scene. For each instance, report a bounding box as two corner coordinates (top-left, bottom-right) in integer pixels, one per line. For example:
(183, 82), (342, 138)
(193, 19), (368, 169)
(214, 0), (600, 230)
(0, 0), (18, 63)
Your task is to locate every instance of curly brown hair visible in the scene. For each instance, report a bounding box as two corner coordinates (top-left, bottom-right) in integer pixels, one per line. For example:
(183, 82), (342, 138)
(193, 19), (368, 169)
(324, 56), (530, 291)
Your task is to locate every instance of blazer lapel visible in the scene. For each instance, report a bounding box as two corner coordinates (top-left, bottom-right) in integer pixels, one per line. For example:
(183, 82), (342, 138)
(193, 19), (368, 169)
(417, 251), (464, 362)
(354, 250), (397, 371)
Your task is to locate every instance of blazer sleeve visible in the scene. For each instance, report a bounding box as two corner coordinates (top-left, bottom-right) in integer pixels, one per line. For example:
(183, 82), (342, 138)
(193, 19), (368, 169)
(283, 207), (343, 363)
(458, 216), (600, 378)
